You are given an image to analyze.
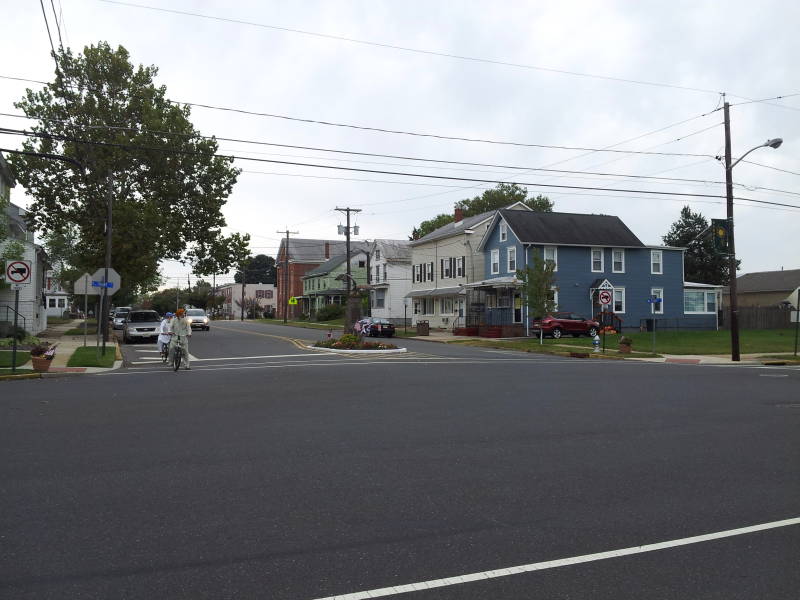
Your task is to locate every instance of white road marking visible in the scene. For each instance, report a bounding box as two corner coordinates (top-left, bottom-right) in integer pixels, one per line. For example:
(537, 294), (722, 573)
(190, 353), (328, 362)
(309, 516), (800, 600)
(759, 374), (789, 378)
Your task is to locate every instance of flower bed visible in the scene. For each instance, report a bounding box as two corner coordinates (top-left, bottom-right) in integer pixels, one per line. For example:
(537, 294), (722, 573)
(314, 334), (398, 351)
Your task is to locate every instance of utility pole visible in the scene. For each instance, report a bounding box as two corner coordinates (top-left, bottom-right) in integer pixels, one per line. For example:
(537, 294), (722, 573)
(240, 265), (246, 321)
(176, 277), (179, 312)
(335, 207), (362, 331)
(101, 172), (113, 354)
(723, 98), (740, 362)
(277, 229), (299, 323)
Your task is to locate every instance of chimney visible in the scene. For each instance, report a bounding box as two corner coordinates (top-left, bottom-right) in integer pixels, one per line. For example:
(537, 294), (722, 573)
(454, 208), (463, 223)
(325, 242), (330, 258)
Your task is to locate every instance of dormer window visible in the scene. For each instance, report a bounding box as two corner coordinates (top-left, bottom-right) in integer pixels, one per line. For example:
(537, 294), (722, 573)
(499, 222), (507, 242)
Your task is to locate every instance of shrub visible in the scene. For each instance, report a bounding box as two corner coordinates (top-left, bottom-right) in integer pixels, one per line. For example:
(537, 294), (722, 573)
(314, 334), (397, 350)
(619, 336), (633, 346)
(316, 304), (344, 322)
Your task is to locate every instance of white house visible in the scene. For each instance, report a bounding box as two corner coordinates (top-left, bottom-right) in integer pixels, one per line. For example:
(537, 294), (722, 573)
(368, 239), (411, 325)
(217, 283), (276, 318)
(406, 203), (530, 329)
(43, 269), (71, 318)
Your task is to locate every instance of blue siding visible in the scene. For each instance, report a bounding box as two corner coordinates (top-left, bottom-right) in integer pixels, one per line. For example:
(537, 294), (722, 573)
(483, 217), (524, 278)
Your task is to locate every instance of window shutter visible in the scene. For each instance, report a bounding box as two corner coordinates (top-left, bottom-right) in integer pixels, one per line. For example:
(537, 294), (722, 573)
(440, 259), (444, 279)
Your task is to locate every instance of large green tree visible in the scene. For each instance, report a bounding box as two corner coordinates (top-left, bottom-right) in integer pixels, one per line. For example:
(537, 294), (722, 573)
(9, 42), (248, 297)
(517, 254), (557, 320)
(410, 184), (553, 239)
(662, 205), (738, 285)
(234, 254), (276, 284)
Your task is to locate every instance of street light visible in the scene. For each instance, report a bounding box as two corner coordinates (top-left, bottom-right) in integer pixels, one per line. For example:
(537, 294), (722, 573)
(723, 98), (783, 361)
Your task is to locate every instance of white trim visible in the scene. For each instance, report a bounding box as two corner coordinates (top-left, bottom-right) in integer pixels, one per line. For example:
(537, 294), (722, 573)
(651, 287), (664, 315)
(684, 289), (717, 314)
(490, 249), (500, 274)
(499, 221), (508, 242)
(613, 287), (626, 314)
(651, 249), (663, 275)
(506, 247), (516, 273)
(591, 247), (604, 273)
(544, 246), (557, 271)
(612, 248), (625, 273)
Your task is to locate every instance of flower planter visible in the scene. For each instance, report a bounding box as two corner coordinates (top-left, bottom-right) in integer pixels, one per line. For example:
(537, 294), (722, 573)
(618, 344), (632, 354)
(30, 356), (52, 372)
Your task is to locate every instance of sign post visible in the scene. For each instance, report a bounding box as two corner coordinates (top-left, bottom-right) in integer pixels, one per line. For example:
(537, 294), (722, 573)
(73, 273), (98, 347)
(647, 296), (663, 354)
(598, 290), (612, 354)
(5, 260), (33, 374)
(90, 268), (121, 356)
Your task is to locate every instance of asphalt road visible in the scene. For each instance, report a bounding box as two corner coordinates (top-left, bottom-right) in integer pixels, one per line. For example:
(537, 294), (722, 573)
(1, 321), (798, 599)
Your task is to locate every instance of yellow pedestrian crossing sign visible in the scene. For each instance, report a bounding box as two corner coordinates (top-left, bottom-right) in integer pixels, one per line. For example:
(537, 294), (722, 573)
(288, 296), (298, 305)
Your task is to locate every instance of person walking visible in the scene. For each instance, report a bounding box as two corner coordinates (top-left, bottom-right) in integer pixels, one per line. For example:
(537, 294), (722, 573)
(171, 308), (193, 370)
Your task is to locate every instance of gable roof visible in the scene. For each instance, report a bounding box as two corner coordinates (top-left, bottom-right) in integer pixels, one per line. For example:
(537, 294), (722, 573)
(409, 201), (531, 246)
(735, 268), (800, 293)
(302, 251), (367, 278)
(279, 238), (370, 263)
(479, 210), (645, 249)
(375, 239), (411, 261)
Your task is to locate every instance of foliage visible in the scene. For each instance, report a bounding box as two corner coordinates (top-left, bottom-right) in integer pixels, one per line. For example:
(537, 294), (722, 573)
(67, 346), (115, 367)
(517, 254), (557, 319)
(0, 350), (31, 368)
(314, 334), (398, 350)
(0, 335), (41, 347)
(30, 343), (57, 358)
(234, 254), (276, 284)
(619, 336), (633, 346)
(234, 295), (264, 319)
(315, 304), (344, 321)
(9, 42), (246, 298)
(411, 184), (553, 239)
(662, 205), (739, 285)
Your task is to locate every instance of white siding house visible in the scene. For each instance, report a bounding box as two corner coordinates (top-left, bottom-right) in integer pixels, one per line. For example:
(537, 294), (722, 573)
(368, 239), (411, 324)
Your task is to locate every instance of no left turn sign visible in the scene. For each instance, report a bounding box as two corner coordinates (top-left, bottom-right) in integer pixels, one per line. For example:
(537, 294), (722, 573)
(598, 290), (612, 305)
(5, 260), (32, 285)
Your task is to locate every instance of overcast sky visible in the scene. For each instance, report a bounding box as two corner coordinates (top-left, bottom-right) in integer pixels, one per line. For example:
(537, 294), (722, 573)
(2, 0), (798, 286)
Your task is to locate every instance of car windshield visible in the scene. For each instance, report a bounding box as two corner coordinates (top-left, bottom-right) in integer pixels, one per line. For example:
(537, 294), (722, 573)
(186, 309), (206, 316)
(129, 312), (159, 323)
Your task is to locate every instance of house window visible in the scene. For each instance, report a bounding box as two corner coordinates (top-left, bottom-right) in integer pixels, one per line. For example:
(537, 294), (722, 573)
(375, 250), (380, 260)
(423, 297), (435, 314)
(48, 298), (56, 308)
(441, 297), (454, 315)
(426, 262), (434, 282)
(491, 249), (500, 274)
(651, 288), (664, 314)
(613, 288), (625, 313)
(591, 248), (604, 272)
(414, 265), (421, 282)
(358, 260), (366, 268)
(383, 264), (387, 282)
(266, 290), (273, 299)
(375, 265), (380, 283)
(499, 222), (507, 242)
(441, 258), (452, 279)
(612, 249), (625, 273)
(684, 290), (717, 314)
(413, 301), (420, 314)
(375, 289), (385, 308)
(544, 246), (557, 271)
(651, 250), (663, 274)
(58, 298), (66, 308)
(456, 256), (465, 278)
(507, 247), (516, 273)
(549, 286), (559, 311)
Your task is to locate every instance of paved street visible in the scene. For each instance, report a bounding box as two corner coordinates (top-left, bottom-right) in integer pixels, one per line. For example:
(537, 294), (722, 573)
(1, 321), (799, 599)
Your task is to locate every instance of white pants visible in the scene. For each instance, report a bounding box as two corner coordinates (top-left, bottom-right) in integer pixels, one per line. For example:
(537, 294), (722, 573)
(170, 336), (190, 367)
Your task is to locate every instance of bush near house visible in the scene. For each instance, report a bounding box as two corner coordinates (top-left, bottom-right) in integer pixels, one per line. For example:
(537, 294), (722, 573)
(315, 304), (345, 322)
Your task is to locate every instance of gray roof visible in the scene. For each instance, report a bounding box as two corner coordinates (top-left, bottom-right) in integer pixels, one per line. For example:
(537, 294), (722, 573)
(4, 202), (28, 239)
(735, 269), (800, 293)
(279, 238), (370, 263)
(375, 239), (411, 261)
(489, 210), (644, 248)
(410, 202), (532, 246)
(302, 250), (368, 278)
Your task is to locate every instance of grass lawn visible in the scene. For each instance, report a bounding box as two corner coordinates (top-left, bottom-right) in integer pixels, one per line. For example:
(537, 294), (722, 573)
(451, 338), (660, 359)
(529, 328), (798, 355)
(67, 346), (116, 368)
(46, 317), (73, 324)
(0, 350), (31, 367)
(256, 318), (345, 330)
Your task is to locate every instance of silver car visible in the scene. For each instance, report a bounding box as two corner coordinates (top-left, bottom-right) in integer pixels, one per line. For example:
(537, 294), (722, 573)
(122, 310), (161, 343)
(186, 308), (210, 331)
(112, 306), (132, 330)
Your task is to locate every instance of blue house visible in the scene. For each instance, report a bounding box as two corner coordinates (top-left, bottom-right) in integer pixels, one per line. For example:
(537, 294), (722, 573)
(467, 210), (719, 336)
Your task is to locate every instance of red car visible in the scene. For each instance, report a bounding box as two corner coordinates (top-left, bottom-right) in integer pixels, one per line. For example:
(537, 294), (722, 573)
(533, 312), (600, 339)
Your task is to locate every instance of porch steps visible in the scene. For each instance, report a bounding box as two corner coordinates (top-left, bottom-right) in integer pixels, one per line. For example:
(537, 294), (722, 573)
(481, 327), (503, 338)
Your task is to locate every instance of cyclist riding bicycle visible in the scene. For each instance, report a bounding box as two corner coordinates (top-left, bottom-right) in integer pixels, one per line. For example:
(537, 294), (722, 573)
(170, 308), (193, 370)
(158, 312), (174, 360)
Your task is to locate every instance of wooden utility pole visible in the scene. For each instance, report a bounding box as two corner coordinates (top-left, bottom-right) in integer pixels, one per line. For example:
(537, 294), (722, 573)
(277, 229), (299, 323)
(723, 97), (740, 362)
(335, 207), (362, 331)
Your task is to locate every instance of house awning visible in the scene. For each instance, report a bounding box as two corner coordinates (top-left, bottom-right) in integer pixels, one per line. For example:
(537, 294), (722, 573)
(405, 286), (466, 298)
(463, 276), (520, 289)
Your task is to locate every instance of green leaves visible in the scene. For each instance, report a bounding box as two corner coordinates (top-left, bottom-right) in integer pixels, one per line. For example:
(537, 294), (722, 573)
(517, 253), (557, 319)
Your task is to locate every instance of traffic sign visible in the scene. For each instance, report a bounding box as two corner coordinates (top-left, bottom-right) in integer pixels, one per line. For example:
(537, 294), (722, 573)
(73, 273), (100, 295)
(10, 283), (24, 290)
(5, 260), (32, 285)
(598, 290), (612, 305)
(90, 268), (121, 296)
(288, 296), (298, 305)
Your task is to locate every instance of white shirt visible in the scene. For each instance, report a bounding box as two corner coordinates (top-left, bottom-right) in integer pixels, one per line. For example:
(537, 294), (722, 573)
(157, 318), (173, 344)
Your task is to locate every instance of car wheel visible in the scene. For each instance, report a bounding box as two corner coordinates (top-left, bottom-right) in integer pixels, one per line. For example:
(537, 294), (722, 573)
(205, 326), (210, 331)
(588, 326), (598, 337)
(552, 328), (563, 339)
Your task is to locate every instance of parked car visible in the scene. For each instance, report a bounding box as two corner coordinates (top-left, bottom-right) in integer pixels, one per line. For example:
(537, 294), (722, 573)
(357, 317), (396, 338)
(533, 312), (600, 339)
(122, 310), (161, 343)
(111, 306), (132, 330)
(185, 308), (210, 331)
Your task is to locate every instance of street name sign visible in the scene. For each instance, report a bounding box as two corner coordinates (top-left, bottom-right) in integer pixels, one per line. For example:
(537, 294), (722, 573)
(647, 297), (663, 303)
(90, 268), (121, 296)
(5, 260), (32, 285)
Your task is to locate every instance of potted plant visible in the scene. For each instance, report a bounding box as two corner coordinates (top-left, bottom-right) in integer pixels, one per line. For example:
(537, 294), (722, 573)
(29, 343), (57, 372)
(618, 336), (633, 354)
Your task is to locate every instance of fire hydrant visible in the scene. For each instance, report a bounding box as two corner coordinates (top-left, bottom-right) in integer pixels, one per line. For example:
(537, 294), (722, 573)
(592, 334), (601, 353)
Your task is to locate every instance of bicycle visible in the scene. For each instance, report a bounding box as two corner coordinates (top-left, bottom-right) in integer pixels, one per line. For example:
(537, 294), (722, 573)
(160, 338), (171, 364)
(172, 336), (187, 372)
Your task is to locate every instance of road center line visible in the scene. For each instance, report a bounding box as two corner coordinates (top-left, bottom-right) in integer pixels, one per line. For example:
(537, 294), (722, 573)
(310, 516), (800, 600)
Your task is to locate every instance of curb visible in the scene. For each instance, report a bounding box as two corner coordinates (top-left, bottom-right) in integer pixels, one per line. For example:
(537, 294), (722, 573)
(0, 373), (41, 381)
(305, 345), (408, 355)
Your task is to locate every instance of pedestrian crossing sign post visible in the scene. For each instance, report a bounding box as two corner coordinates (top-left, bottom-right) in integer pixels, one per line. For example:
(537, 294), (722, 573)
(288, 297), (298, 305)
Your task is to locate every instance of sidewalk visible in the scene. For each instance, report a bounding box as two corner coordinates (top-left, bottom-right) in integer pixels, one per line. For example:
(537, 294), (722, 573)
(34, 319), (122, 374)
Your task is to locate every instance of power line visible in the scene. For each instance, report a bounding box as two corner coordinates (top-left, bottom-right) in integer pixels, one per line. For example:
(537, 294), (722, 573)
(49, 0), (64, 49)
(100, 0), (726, 96)
(741, 160), (800, 177)
(4, 126), (795, 208)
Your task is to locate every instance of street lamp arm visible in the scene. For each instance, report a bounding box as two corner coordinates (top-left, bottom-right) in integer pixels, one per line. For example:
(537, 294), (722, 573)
(730, 138), (783, 169)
